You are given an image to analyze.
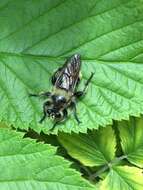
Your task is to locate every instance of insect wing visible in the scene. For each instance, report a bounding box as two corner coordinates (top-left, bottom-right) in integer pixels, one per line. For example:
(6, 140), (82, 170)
(51, 67), (62, 85)
(55, 54), (81, 92)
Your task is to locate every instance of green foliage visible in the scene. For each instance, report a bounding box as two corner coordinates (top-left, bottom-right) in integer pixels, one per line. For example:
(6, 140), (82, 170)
(118, 117), (143, 168)
(0, 1), (143, 190)
(59, 126), (116, 166)
(59, 117), (143, 189)
(0, 0), (143, 133)
(100, 166), (143, 190)
(0, 128), (94, 190)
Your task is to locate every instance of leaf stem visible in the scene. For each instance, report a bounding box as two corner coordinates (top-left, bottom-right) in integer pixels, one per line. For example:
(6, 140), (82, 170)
(90, 165), (109, 180)
(89, 155), (127, 180)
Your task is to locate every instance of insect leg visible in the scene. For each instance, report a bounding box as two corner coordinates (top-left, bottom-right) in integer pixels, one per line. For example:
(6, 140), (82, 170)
(70, 102), (81, 124)
(39, 101), (51, 123)
(63, 109), (68, 119)
(29, 91), (51, 98)
(39, 113), (46, 124)
(74, 72), (94, 98)
(49, 109), (68, 131)
(50, 122), (58, 132)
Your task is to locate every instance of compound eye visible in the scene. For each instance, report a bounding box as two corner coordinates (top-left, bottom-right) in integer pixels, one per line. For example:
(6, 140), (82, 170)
(60, 97), (66, 103)
(57, 96), (66, 104)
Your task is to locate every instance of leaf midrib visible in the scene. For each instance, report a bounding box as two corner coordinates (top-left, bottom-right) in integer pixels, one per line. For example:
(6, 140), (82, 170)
(0, 51), (143, 64)
(111, 168), (134, 190)
(1, 52), (143, 104)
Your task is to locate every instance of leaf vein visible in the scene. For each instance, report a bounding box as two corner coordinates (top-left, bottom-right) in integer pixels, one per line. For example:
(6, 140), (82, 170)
(60, 19), (143, 56)
(23, 0), (131, 52)
(0, 0), (68, 41)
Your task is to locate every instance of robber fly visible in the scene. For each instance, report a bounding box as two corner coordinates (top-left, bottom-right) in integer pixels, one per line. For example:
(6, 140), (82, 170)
(29, 54), (94, 131)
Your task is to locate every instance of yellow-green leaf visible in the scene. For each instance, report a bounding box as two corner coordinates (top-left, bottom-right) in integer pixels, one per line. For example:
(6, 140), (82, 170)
(118, 117), (143, 168)
(58, 126), (116, 166)
(100, 166), (143, 190)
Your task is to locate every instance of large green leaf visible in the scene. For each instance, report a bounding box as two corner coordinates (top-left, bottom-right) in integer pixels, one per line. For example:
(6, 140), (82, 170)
(0, 128), (94, 190)
(100, 166), (143, 190)
(118, 117), (143, 168)
(1, 0), (143, 133)
(58, 126), (116, 166)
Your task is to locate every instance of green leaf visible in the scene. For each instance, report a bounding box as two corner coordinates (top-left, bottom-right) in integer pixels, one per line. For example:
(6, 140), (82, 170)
(1, 0), (143, 133)
(118, 117), (143, 168)
(100, 166), (143, 190)
(0, 128), (94, 190)
(58, 126), (116, 166)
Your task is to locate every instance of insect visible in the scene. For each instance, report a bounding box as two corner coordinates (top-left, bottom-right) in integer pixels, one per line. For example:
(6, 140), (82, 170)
(29, 54), (94, 131)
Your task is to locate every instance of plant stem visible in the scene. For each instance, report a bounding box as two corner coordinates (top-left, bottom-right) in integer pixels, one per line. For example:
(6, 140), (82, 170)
(90, 155), (127, 180)
(110, 155), (127, 166)
(90, 165), (109, 180)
